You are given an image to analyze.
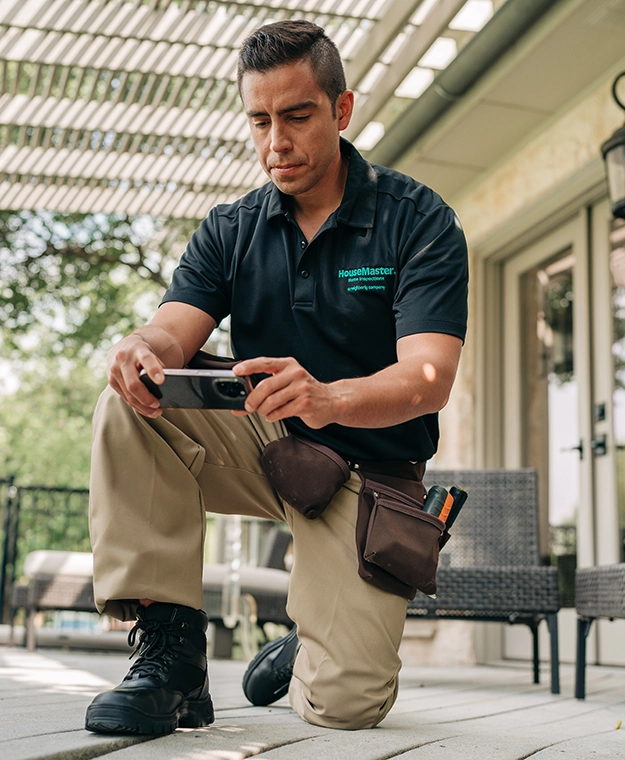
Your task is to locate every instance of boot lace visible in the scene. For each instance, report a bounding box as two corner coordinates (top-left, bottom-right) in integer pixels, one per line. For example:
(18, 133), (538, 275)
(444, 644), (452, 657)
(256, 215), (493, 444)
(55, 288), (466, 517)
(125, 611), (188, 680)
(273, 661), (294, 685)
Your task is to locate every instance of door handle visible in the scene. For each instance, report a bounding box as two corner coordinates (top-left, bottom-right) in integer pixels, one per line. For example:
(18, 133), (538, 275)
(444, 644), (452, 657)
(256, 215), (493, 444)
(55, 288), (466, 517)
(590, 434), (607, 456)
(561, 440), (583, 458)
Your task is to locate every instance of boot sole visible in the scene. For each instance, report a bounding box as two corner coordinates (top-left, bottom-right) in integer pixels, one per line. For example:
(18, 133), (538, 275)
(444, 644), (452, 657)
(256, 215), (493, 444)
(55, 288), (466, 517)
(85, 694), (215, 735)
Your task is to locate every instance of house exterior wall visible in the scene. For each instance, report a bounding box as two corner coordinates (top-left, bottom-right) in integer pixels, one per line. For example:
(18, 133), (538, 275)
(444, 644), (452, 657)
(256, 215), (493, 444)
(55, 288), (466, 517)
(403, 69), (625, 667)
(436, 73), (624, 472)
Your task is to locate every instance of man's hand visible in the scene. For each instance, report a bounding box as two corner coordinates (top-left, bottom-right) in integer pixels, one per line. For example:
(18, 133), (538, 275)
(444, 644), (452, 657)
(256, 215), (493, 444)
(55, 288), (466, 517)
(106, 302), (217, 418)
(233, 357), (339, 429)
(107, 333), (168, 418)
(233, 333), (462, 430)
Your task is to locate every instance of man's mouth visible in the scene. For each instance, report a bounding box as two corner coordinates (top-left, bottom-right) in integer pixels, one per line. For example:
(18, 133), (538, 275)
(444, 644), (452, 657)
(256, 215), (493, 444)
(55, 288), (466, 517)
(271, 163), (304, 177)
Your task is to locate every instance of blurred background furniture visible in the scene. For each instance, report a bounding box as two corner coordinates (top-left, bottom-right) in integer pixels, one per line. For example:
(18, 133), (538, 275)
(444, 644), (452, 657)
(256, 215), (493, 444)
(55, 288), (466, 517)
(574, 563), (625, 699)
(10, 550), (95, 651)
(411, 469), (561, 694)
(10, 524), (292, 653)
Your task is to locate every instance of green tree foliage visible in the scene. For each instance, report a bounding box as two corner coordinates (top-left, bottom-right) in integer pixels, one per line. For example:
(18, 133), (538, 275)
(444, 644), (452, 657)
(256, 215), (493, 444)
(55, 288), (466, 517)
(0, 210), (197, 360)
(0, 360), (105, 487)
(0, 210), (199, 486)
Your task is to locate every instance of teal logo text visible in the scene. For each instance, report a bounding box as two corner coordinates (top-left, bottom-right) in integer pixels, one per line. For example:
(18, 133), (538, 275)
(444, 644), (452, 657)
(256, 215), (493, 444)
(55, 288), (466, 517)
(338, 265), (395, 292)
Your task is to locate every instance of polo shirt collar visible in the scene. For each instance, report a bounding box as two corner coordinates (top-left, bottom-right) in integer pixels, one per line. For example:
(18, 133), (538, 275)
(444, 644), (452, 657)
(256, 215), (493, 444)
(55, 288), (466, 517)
(266, 138), (377, 229)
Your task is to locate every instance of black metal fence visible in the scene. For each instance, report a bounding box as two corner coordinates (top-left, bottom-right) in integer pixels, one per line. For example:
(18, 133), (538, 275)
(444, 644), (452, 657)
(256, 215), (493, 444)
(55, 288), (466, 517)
(0, 476), (89, 623)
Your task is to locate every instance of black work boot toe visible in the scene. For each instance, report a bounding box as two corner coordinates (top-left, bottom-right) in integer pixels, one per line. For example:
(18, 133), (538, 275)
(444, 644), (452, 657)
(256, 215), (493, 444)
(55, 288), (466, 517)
(242, 625), (299, 706)
(85, 603), (214, 735)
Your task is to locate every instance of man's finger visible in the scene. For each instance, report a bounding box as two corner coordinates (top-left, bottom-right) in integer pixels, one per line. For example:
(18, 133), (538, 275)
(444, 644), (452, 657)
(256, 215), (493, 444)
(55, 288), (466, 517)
(234, 356), (292, 376)
(243, 372), (294, 412)
(137, 354), (165, 384)
(252, 383), (299, 417)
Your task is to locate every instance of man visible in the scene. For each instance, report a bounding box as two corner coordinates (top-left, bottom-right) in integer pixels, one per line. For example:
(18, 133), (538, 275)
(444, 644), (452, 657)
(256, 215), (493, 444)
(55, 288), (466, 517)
(85, 19), (468, 734)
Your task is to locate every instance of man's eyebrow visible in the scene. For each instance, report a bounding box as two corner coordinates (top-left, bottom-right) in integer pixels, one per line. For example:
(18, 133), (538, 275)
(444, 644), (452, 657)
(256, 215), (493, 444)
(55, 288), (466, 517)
(246, 101), (319, 118)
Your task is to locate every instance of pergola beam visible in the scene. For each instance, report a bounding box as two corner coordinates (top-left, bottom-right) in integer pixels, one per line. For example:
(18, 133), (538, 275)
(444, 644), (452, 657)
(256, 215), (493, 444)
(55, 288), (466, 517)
(344, 0), (424, 90)
(0, 0), (498, 219)
(344, 0), (467, 142)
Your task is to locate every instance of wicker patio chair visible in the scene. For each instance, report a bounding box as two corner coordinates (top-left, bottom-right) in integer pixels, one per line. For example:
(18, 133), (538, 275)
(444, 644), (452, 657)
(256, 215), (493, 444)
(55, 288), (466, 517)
(574, 563), (625, 699)
(410, 469), (561, 694)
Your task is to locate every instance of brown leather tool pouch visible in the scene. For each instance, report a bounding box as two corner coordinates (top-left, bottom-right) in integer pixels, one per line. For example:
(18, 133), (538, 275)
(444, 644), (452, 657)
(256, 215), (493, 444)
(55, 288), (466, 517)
(187, 348), (264, 387)
(187, 350), (239, 371)
(261, 436), (351, 519)
(260, 430), (451, 600)
(355, 467), (450, 600)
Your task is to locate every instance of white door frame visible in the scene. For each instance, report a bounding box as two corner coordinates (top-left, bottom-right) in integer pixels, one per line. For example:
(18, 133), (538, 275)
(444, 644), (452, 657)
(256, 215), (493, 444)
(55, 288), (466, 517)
(502, 211), (595, 569)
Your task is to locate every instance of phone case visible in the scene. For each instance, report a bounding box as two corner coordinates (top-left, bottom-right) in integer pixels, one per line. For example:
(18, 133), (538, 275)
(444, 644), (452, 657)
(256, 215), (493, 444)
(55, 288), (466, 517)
(140, 369), (251, 410)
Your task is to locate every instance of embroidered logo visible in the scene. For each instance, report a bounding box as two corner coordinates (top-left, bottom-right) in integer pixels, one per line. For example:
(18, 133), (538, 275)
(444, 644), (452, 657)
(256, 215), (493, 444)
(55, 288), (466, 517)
(337, 266), (395, 292)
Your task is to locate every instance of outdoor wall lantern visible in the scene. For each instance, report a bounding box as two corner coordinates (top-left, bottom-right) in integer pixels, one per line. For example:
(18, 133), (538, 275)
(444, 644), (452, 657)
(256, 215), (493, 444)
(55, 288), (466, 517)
(602, 72), (625, 219)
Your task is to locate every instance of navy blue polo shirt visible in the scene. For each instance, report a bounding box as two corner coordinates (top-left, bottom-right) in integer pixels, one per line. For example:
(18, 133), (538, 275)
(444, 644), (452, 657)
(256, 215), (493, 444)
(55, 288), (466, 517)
(162, 139), (468, 462)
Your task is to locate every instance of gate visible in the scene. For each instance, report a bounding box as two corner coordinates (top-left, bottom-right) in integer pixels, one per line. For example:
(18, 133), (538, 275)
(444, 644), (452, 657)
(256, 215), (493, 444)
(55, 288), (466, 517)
(0, 477), (89, 623)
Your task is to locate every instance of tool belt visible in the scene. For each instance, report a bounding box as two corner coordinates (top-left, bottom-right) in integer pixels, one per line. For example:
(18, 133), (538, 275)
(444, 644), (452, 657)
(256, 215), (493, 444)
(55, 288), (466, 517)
(261, 435), (450, 600)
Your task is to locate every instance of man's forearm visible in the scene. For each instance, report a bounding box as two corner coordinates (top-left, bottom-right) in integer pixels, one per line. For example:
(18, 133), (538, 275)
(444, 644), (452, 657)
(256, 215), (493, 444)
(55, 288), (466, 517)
(327, 356), (454, 429)
(234, 333), (462, 431)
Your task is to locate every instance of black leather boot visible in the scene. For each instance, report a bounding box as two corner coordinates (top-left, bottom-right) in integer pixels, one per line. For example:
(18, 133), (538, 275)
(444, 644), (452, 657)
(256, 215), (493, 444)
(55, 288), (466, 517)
(242, 625), (299, 706)
(85, 603), (214, 735)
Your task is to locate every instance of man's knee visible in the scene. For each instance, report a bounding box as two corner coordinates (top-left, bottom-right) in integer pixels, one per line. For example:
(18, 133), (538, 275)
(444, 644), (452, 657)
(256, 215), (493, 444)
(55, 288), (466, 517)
(290, 675), (398, 730)
(94, 384), (131, 426)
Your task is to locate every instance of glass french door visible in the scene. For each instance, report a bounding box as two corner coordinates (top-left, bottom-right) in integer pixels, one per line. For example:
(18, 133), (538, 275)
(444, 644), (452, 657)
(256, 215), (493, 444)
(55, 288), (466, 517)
(520, 250), (579, 605)
(502, 214), (594, 663)
(501, 206), (625, 665)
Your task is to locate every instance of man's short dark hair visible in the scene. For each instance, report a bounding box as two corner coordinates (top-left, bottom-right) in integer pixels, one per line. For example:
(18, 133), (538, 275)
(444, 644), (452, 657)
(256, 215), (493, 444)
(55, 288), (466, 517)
(237, 20), (347, 114)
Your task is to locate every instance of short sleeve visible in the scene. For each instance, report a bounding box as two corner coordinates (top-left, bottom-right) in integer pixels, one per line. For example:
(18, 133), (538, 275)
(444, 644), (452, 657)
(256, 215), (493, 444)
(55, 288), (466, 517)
(160, 210), (231, 323)
(394, 203), (468, 342)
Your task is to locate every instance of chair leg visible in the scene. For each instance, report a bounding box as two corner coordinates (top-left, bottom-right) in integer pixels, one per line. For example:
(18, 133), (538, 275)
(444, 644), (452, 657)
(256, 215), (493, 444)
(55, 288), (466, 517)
(575, 616), (594, 700)
(546, 612), (560, 694)
(26, 607), (37, 652)
(530, 621), (540, 684)
(7, 609), (16, 647)
(212, 621), (234, 659)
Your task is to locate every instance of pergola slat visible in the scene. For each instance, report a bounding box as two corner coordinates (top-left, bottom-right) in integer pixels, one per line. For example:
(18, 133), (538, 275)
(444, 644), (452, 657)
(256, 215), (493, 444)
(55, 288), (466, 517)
(0, 0), (499, 218)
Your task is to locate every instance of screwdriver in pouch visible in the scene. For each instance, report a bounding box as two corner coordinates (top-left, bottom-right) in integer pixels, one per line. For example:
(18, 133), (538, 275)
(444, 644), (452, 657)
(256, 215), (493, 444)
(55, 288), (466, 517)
(443, 486), (468, 529)
(423, 485), (448, 518)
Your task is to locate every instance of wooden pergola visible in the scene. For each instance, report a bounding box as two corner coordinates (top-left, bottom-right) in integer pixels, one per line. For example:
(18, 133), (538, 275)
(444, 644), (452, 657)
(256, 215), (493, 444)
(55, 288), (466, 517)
(0, 0), (498, 219)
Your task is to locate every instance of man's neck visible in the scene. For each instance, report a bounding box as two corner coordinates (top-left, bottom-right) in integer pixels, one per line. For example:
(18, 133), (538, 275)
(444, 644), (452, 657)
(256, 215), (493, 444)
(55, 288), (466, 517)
(293, 153), (349, 242)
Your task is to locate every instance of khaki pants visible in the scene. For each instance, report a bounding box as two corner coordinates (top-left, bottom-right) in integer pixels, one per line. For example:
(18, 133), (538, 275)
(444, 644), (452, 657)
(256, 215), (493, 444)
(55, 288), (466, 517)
(89, 386), (408, 729)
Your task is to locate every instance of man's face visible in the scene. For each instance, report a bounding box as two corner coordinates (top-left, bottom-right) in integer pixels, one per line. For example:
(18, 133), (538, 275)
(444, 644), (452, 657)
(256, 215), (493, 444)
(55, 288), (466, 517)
(240, 59), (353, 197)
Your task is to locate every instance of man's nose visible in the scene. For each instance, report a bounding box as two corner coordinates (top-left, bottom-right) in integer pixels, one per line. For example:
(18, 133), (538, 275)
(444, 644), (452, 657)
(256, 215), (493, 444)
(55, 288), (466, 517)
(270, 124), (292, 153)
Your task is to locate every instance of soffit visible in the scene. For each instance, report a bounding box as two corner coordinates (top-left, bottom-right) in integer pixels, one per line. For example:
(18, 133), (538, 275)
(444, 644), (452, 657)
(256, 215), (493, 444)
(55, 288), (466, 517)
(394, 0), (625, 202)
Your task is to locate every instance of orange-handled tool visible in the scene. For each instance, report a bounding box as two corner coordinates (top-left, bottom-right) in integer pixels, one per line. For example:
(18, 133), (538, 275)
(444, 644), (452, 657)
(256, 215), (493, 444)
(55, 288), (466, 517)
(439, 491), (455, 523)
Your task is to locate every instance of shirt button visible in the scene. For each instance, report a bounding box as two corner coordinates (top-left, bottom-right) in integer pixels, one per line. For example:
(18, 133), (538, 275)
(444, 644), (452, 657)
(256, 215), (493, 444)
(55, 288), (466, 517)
(300, 240), (306, 249)
(300, 269), (310, 278)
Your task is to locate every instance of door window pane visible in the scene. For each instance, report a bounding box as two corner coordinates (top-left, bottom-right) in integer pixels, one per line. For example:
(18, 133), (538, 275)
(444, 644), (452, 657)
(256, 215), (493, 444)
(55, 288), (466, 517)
(521, 250), (578, 605)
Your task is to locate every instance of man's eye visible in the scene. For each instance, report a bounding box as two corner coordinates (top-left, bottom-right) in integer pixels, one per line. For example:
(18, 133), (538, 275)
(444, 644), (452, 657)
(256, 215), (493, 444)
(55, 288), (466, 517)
(253, 121), (269, 128)
(291, 115), (309, 122)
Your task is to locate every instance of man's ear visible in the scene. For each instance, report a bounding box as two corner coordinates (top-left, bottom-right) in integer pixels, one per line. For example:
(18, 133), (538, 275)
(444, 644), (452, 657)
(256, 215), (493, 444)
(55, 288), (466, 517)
(336, 90), (354, 131)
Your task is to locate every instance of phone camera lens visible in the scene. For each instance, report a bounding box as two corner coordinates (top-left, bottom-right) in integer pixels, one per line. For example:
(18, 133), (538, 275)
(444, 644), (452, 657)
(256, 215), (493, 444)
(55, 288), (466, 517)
(215, 380), (246, 398)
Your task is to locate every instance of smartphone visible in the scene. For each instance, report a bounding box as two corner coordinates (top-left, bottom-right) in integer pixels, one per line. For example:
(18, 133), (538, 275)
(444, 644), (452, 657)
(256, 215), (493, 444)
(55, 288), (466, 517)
(139, 368), (252, 410)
